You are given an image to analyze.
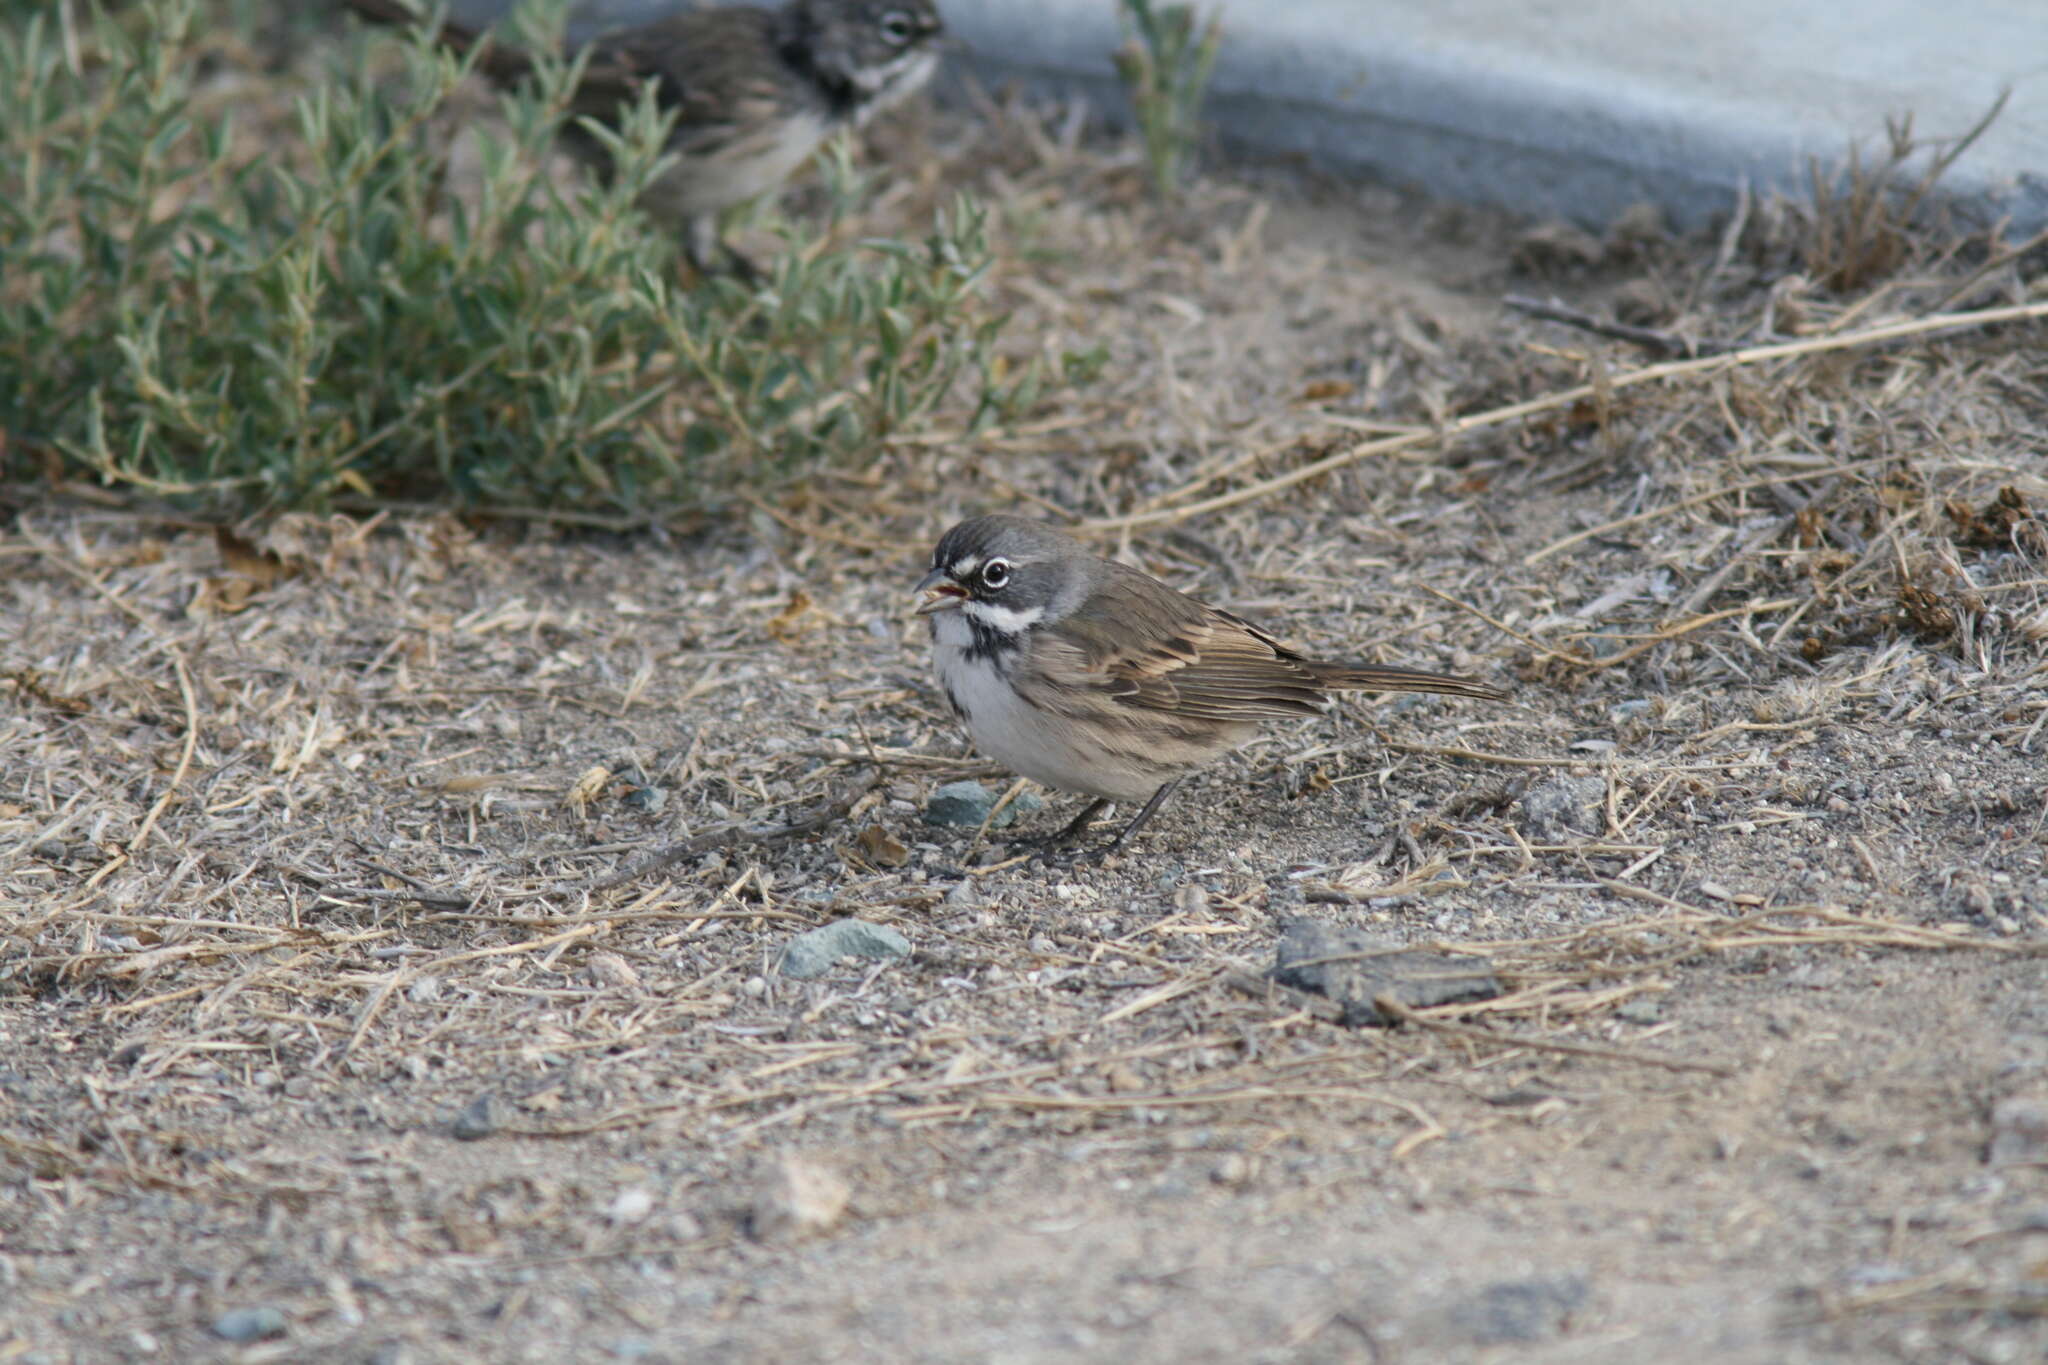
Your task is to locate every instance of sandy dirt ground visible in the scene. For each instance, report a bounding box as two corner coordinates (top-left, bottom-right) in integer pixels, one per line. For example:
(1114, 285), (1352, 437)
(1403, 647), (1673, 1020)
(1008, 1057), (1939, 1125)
(5, 14), (2048, 1363)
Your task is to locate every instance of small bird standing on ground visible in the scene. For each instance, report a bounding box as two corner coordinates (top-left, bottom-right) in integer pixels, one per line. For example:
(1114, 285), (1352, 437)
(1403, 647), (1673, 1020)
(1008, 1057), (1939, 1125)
(340, 0), (945, 278)
(916, 515), (1509, 857)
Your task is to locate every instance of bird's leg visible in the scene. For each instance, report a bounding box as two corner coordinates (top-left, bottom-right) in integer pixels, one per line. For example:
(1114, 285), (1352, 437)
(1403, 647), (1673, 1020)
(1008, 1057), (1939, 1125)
(682, 211), (767, 284)
(1021, 797), (1109, 851)
(720, 241), (764, 285)
(1036, 781), (1183, 865)
(1094, 778), (1182, 856)
(682, 214), (763, 284)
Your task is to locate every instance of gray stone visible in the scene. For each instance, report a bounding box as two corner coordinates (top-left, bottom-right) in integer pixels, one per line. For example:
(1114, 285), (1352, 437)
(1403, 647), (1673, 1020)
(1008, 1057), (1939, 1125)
(451, 1093), (502, 1141)
(1516, 776), (1606, 843)
(210, 1306), (288, 1343)
(749, 1154), (851, 1241)
(923, 780), (1044, 830)
(1447, 1275), (1591, 1344)
(778, 919), (911, 979)
(622, 782), (667, 813)
(1990, 1096), (2048, 1165)
(1270, 920), (1500, 1027)
(1583, 633), (1631, 660)
(1615, 998), (1667, 1025)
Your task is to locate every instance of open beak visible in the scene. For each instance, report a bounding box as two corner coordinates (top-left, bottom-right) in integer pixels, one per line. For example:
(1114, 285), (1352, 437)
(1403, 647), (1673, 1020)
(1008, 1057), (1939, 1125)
(914, 567), (966, 615)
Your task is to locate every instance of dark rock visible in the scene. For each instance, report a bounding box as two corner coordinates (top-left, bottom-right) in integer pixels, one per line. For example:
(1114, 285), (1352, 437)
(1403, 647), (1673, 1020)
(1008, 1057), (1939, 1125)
(451, 1094), (502, 1141)
(1270, 920), (1500, 1027)
(622, 783), (667, 813)
(923, 780), (1043, 829)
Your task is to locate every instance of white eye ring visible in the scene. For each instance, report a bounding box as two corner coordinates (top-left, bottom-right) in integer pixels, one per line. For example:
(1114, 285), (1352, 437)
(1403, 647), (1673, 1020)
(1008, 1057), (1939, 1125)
(980, 558), (1011, 589)
(880, 10), (915, 44)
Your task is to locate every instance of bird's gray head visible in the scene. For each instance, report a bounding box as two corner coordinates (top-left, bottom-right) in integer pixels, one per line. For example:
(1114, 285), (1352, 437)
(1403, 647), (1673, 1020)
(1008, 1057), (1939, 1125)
(786, 0), (944, 117)
(914, 515), (1087, 635)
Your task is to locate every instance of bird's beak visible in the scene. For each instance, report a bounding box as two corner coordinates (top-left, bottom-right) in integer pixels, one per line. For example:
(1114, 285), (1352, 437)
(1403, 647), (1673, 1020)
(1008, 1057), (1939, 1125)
(914, 568), (966, 615)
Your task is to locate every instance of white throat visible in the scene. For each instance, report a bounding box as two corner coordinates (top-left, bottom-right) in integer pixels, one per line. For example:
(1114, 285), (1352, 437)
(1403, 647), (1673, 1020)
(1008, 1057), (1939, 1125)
(959, 600), (1045, 634)
(853, 50), (941, 123)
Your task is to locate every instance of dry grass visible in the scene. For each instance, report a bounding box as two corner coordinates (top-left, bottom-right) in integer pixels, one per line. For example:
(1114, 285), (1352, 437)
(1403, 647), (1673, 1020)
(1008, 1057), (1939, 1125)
(3, 22), (2048, 1364)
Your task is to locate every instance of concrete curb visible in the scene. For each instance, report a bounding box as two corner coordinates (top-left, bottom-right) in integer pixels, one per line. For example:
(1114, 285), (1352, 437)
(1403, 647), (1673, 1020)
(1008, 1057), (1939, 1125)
(438, 0), (2048, 235)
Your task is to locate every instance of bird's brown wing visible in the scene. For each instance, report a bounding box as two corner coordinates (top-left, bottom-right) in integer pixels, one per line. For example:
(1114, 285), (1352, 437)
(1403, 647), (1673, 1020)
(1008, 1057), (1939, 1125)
(1044, 567), (1331, 723)
(343, 3), (789, 151)
(1048, 562), (1507, 716)
(572, 11), (798, 156)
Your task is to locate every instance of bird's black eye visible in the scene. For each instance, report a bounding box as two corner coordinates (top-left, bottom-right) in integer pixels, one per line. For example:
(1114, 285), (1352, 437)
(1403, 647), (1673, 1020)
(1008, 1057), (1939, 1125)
(979, 558), (1011, 590)
(879, 9), (915, 44)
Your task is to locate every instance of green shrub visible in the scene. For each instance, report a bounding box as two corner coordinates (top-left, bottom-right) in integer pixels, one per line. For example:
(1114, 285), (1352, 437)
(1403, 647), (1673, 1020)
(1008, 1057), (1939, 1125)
(1113, 0), (1222, 200)
(0, 0), (1054, 518)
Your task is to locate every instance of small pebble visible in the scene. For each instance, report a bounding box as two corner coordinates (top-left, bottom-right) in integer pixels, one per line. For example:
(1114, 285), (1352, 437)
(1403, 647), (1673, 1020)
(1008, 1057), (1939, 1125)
(451, 1094), (502, 1141)
(750, 1155), (851, 1242)
(622, 784), (667, 814)
(1990, 1096), (2048, 1165)
(586, 952), (642, 991)
(210, 1307), (287, 1343)
(1615, 999), (1666, 1025)
(777, 919), (911, 979)
(1584, 633), (1630, 659)
(1516, 777), (1604, 843)
(1445, 1275), (1590, 1345)
(607, 1186), (656, 1226)
(923, 780), (1044, 829)
(1105, 1064), (1146, 1094)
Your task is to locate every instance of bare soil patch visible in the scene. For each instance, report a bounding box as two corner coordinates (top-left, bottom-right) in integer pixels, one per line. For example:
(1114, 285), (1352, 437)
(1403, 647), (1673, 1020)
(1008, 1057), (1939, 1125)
(5, 29), (2048, 1365)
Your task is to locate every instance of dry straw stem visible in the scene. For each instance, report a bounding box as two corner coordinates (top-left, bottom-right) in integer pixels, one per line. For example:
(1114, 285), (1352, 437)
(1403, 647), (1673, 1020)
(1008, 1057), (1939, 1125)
(1080, 300), (2048, 533)
(580, 770), (883, 892)
(1369, 992), (1731, 1076)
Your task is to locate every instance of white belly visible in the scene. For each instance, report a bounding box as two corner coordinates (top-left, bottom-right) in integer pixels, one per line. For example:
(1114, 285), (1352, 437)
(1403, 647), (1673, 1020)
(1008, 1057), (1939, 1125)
(931, 614), (1170, 803)
(641, 111), (834, 220)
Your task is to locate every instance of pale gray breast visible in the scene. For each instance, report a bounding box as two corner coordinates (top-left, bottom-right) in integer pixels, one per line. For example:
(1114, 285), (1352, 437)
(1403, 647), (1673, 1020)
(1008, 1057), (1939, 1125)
(642, 108), (835, 218)
(929, 612), (1244, 804)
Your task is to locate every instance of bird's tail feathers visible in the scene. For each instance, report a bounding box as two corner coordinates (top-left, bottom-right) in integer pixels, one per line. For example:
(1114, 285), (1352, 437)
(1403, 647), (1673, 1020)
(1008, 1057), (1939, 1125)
(1311, 661), (1508, 702)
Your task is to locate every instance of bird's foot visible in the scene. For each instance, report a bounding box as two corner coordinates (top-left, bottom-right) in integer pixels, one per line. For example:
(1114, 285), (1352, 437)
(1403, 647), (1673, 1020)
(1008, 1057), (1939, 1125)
(1009, 799), (1109, 858)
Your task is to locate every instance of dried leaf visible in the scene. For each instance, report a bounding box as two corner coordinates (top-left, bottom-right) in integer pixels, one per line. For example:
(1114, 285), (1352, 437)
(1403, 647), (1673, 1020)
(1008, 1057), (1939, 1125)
(566, 765), (612, 813)
(855, 825), (909, 868)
